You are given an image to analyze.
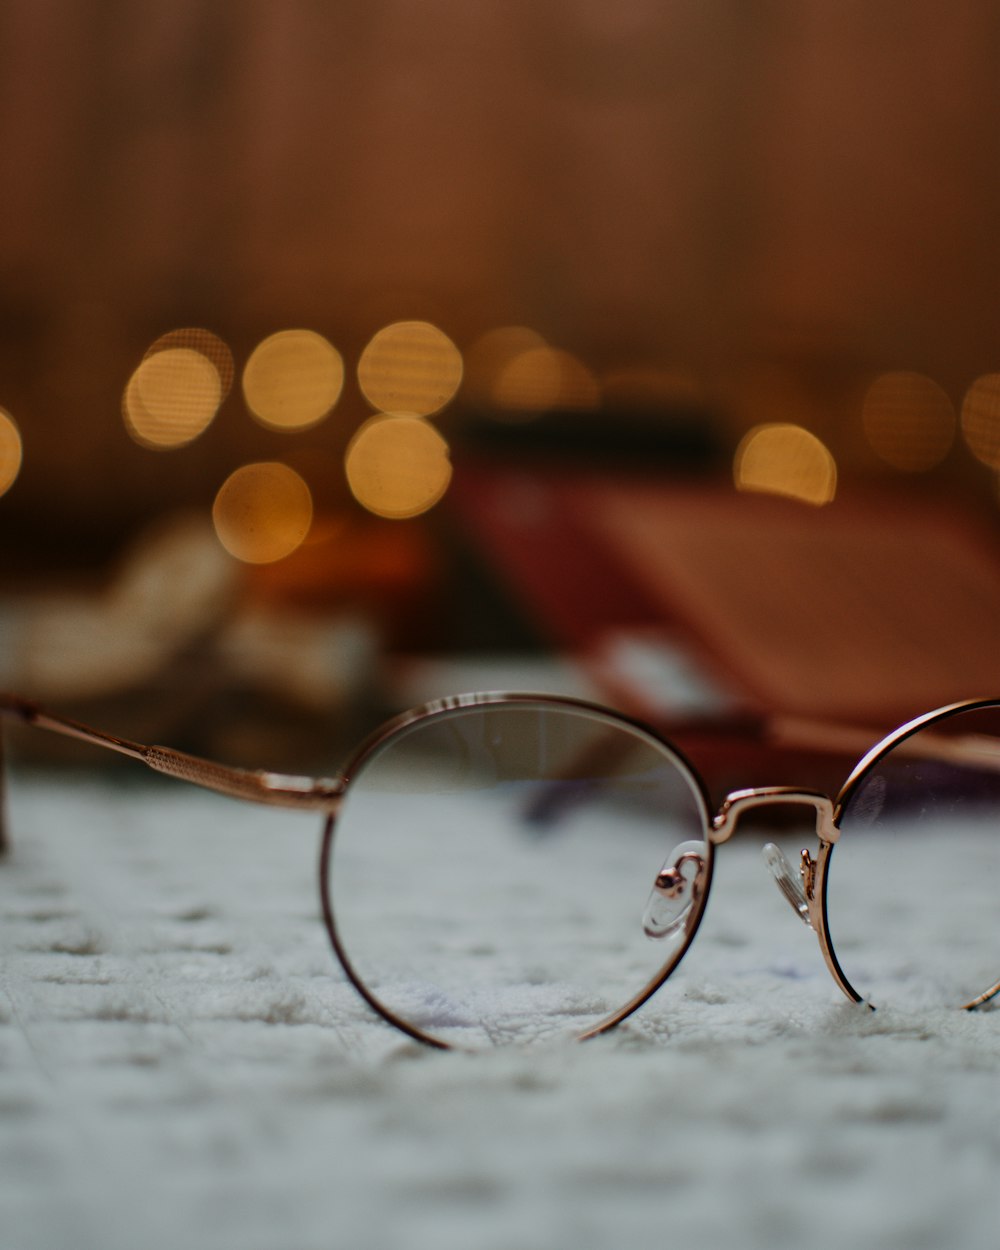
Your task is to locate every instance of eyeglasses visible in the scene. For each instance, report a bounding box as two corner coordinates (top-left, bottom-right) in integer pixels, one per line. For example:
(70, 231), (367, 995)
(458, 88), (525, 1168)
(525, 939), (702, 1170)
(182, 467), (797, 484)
(2, 690), (999, 1049)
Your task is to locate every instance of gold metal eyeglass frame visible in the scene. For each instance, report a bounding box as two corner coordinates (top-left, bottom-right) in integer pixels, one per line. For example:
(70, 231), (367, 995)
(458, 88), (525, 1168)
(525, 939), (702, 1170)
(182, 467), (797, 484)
(2, 689), (998, 1050)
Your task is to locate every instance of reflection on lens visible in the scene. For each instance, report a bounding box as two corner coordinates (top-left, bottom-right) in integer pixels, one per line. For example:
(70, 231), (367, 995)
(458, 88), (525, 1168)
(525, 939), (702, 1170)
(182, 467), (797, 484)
(324, 700), (710, 1047)
(830, 702), (1000, 1011)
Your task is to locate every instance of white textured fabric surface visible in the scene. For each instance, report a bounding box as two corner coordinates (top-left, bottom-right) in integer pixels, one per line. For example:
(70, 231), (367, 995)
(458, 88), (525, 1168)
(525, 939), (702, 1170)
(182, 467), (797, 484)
(1, 778), (998, 1250)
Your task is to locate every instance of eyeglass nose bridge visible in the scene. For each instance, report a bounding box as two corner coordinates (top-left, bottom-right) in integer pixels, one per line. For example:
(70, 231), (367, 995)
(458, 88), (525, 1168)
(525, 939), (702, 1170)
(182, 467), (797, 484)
(711, 786), (839, 845)
(711, 787), (839, 929)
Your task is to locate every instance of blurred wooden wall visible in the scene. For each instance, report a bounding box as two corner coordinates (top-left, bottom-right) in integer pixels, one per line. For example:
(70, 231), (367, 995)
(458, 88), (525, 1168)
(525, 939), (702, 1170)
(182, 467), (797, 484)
(1, 0), (999, 548)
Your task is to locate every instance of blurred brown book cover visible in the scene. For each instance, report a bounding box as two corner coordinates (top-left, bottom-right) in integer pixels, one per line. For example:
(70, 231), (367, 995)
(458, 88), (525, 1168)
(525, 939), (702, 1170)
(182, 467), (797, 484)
(450, 462), (1000, 789)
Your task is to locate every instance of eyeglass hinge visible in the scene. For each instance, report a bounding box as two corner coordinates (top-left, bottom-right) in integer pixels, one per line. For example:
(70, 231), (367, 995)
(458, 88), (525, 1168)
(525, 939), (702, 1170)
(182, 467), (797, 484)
(800, 848), (817, 900)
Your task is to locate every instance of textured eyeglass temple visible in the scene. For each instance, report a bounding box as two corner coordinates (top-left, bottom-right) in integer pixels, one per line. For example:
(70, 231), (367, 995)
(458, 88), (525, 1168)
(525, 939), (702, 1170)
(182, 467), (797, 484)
(142, 745), (345, 811)
(0, 692), (345, 832)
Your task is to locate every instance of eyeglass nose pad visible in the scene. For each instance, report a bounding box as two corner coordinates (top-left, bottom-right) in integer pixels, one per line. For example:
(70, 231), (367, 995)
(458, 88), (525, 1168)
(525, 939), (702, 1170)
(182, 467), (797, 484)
(642, 840), (707, 940)
(762, 842), (815, 930)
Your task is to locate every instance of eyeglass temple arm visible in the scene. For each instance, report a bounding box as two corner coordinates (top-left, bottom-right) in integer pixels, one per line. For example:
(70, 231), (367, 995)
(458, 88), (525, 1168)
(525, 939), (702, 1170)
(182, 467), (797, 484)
(0, 693), (344, 855)
(774, 711), (1000, 775)
(671, 710), (1000, 778)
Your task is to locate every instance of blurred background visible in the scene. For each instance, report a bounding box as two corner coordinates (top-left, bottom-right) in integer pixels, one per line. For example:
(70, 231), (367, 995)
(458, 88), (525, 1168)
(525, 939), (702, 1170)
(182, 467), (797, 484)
(1, 0), (1000, 770)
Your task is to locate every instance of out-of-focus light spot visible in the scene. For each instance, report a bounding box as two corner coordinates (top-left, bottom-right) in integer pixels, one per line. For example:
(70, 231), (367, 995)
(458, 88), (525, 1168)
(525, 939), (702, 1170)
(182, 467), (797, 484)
(212, 462), (314, 564)
(861, 371), (955, 471)
(0, 408), (23, 496)
(123, 348), (222, 449)
(491, 346), (601, 417)
(242, 330), (344, 431)
(960, 374), (1000, 469)
(463, 326), (548, 407)
(345, 414), (452, 519)
(357, 321), (463, 417)
(146, 328), (235, 401)
(734, 423), (837, 506)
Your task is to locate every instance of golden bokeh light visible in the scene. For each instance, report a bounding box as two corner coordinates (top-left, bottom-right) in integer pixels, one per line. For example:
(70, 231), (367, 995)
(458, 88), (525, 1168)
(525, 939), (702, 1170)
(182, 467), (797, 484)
(734, 423), (837, 506)
(463, 326), (548, 407)
(960, 374), (1000, 469)
(242, 330), (344, 431)
(0, 408), (23, 497)
(491, 346), (601, 417)
(345, 414), (452, 519)
(146, 328), (235, 401)
(357, 321), (463, 417)
(861, 371), (955, 472)
(212, 461), (314, 564)
(123, 347), (223, 449)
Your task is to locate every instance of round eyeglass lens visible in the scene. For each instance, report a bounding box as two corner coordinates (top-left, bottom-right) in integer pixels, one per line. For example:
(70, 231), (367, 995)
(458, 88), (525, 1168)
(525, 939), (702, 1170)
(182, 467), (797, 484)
(829, 702), (1000, 1011)
(323, 700), (711, 1047)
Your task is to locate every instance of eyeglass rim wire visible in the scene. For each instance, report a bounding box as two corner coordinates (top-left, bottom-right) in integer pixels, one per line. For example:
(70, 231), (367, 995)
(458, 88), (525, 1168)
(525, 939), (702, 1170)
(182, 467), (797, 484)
(2, 688), (999, 1044)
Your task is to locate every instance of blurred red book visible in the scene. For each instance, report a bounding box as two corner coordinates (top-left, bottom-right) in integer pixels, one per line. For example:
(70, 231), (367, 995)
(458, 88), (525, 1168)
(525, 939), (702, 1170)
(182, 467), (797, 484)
(449, 462), (1000, 794)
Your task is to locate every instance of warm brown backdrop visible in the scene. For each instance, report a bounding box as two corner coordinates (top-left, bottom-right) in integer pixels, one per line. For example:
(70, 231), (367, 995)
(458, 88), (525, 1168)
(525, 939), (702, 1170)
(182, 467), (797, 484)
(1, 1), (999, 552)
